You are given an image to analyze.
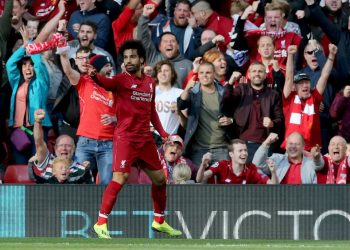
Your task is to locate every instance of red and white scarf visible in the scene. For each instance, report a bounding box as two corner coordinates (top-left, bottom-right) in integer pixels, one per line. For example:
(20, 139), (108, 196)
(284, 94), (316, 147)
(325, 155), (348, 184)
(26, 32), (67, 55)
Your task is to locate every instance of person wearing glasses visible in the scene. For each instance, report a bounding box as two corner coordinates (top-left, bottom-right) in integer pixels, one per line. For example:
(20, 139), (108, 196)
(282, 44), (337, 151)
(59, 46), (116, 185)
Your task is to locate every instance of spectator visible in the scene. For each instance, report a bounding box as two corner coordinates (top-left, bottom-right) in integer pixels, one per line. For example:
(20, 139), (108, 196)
(256, 35), (285, 91)
(177, 62), (229, 166)
(27, 0), (77, 21)
(59, 46), (116, 185)
(317, 135), (350, 184)
(173, 163), (195, 184)
(296, 39), (336, 153)
(154, 60), (184, 135)
(133, 134), (197, 184)
(330, 85), (350, 142)
(221, 62), (284, 162)
(282, 44), (337, 150)
(306, 0), (350, 85)
(196, 139), (279, 184)
(89, 54), (113, 78)
(112, 0), (143, 54)
(253, 132), (323, 184)
(190, 0), (234, 51)
(29, 109), (93, 184)
(67, 0), (111, 49)
(67, 21), (116, 75)
(137, 4), (192, 88)
(0, 0), (13, 59)
(231, 1), (302, 66)
(152, 0), (202, 60)
(6, 26), (51, 164)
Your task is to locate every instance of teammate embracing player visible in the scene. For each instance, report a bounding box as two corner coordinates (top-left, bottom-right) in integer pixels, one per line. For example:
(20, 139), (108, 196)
(92, 40), (182, 238)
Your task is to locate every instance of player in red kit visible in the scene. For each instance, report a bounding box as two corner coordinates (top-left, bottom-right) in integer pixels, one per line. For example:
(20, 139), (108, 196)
(92, 40), (182, 238)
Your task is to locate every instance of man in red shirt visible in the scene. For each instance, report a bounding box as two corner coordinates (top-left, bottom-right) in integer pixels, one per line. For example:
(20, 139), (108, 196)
(196, 139), (278, 184)
(317, 135), (350, 184)
(253, 132), (323, 184)
(91, 40), (181, 238)
(191, 0), (233, 51)
(282, 44), (337, 150)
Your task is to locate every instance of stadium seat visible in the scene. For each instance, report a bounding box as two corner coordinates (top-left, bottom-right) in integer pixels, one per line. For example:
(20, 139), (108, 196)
(4, 164), (35, 184)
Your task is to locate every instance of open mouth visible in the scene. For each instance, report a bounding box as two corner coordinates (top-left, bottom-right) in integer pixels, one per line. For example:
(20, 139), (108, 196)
(332, 150), (340, 156)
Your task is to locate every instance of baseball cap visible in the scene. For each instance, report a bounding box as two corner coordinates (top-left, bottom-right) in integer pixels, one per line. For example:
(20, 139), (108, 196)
(294, 73), (311, 83)
(89, 55), (111, 72)
(166, 135), (184, 148)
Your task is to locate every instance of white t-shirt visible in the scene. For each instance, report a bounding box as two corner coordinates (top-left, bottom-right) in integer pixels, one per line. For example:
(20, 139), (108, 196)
(155, 86), (183, 134)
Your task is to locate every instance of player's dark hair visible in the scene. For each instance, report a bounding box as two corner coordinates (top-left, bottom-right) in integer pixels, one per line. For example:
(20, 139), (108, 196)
(120, 40), (146, 61)
(76, 46), (92, 56)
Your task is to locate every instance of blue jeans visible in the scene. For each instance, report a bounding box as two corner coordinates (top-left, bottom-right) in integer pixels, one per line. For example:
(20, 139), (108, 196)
(190, 147), (229, 166)
(75, 136), (113, 185)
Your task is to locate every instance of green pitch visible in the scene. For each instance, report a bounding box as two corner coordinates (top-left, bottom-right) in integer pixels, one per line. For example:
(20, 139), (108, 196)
(0, 238), (350, 250)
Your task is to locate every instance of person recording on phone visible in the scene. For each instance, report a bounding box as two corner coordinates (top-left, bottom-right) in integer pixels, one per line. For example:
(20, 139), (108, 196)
(177, 61), (230, 166)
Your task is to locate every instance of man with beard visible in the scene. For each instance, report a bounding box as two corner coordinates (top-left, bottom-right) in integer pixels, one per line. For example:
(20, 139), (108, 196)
(253, 132), (323, 184)
(91, 40), (182, 238)
(67, 0), (110, 49)
(196, 139), (278, 184)
(152, 0), (202, 60)
(317, 136), (350, 184)
(221, 61), (283, 162)
(138, 3), (192, 88)
(67, 21), (116, 76)
(282, 44), (337, 151)
(59, 46), (116, 185)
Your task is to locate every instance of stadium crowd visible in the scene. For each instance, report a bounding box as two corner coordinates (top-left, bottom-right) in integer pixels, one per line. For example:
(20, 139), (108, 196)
(1, 0), (350, 185)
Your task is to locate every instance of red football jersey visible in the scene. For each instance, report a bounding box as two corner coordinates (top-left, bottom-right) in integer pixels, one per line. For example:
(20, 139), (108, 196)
(209, 160), (269, 184)
(96, 72), (167, 142)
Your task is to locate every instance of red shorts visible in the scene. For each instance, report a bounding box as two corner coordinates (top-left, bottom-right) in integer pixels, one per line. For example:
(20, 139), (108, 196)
(112, 139), (162, 173)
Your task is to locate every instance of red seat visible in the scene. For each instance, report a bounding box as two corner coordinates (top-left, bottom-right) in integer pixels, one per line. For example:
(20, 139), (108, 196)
(4, 164), (35, 184)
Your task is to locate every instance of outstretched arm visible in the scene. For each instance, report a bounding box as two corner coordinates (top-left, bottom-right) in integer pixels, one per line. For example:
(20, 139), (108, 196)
(316, 44), (337, 95)
(196, 153), (214, 183)
(33, 109), (49, 164)
(283, 45), (298, 98)
(59, 48), (80, 85)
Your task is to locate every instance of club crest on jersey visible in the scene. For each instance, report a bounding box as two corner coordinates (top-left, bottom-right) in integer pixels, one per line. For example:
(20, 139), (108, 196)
(149, 83), (153, 92)
(211, 162), (219, 168)
(120, 160), (126, 168)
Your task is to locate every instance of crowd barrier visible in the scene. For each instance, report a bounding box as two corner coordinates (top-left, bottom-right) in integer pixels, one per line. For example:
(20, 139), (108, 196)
(0, 185), (350, 240)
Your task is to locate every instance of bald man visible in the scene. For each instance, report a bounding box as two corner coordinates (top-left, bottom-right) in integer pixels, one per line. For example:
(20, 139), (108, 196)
(253, 132), (324, 184)
(317, 136), (350, 184)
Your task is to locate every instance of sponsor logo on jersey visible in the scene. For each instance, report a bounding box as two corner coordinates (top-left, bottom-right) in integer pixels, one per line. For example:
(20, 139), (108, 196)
(131, 84), (137, 89)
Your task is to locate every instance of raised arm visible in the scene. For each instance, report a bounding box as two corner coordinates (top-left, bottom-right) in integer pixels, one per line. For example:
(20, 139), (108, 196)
(33, 109), (49, 164)
(35, 0), (66, 43)
(315, 44), (337, 95)
(283, 45), (298, 98)
(252, 133), (279, 174)
(59, 48), (80, 85)
(196, 152), (214, 183)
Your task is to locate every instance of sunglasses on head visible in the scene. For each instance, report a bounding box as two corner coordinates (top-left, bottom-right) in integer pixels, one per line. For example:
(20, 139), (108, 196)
(304, 50), (315, 55)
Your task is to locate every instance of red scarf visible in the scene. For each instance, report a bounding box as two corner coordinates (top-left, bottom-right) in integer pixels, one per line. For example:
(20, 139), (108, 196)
(283, 94), (316, 149)
(325, 155), (348, 184)
(159, 154), (187, 184)
(26, 32), (66, 55)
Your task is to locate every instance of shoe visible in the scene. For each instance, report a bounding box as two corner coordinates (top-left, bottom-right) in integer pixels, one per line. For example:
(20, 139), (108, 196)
(151, 221), (182, 237)
(93, 223), (111, 239)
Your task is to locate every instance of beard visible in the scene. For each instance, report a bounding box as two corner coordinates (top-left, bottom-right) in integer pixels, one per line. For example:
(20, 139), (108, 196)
(125, 64), (139, 73)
